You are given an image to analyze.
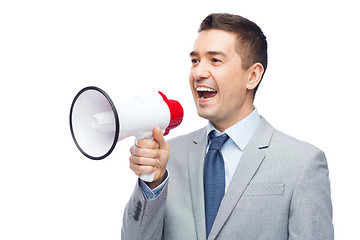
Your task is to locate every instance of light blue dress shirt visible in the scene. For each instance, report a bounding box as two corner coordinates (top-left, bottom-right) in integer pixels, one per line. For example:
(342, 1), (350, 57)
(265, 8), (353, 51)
(140, 108), (261, 199)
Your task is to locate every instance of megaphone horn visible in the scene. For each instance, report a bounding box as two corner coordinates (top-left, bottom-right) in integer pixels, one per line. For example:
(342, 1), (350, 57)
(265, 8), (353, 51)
(69, 86), (184, 182)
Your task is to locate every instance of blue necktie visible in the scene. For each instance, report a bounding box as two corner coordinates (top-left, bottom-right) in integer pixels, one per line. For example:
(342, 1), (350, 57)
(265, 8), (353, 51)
(204, 131), (229, 238)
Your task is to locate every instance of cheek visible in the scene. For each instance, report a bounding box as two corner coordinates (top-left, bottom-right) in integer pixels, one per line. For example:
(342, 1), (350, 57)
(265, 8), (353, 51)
(188, 76), (197, 100)
(189, 71), (195, 87)
(219, 78), (246, 101)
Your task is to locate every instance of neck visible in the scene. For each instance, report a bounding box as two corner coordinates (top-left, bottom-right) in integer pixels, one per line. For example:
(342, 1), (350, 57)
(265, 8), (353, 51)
(212, 103), (254, 132)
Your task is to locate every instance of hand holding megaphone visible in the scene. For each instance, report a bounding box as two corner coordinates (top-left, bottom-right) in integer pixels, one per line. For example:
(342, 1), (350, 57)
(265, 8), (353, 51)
(129, 126), (170, 186)
(69, 86), (183, 182)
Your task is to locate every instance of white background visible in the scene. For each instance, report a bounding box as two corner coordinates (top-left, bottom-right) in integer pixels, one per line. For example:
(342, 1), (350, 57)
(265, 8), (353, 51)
(1, 0), (359, 239)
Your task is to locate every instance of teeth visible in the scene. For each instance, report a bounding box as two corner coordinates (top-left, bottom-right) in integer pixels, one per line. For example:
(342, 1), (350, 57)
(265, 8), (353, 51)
(196, 87), (216, 92)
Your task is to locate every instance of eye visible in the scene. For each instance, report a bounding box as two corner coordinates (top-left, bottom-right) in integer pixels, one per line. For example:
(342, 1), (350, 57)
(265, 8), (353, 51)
(211, 58), (221, 63)
(191, 58), (199, 64)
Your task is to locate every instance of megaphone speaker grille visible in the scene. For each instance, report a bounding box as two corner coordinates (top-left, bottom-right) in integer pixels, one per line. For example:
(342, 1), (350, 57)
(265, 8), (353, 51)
(69, 86), (119, 160)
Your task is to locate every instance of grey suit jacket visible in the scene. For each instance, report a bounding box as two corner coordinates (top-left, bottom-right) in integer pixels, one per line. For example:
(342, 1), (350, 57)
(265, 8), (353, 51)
(121, 118), (333, 240)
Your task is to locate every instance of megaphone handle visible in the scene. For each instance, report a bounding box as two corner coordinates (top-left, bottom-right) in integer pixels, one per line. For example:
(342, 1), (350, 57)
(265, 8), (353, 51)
(140, 171), (156, 183)
(135, 131), (158, 183)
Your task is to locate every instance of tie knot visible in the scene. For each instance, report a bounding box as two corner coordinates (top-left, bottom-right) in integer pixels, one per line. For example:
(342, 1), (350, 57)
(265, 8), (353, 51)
(209, 132), (229, 150)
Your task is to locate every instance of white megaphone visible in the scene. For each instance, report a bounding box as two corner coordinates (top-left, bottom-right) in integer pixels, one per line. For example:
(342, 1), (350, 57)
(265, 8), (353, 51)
(69, 86), (184, 182)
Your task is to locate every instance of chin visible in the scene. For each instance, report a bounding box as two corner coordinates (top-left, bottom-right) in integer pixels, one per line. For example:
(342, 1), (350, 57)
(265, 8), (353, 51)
(196, 109), (216, 122)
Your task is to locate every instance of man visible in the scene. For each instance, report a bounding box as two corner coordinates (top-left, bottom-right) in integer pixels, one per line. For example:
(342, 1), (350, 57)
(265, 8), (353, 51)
(121, 13), (333, 240)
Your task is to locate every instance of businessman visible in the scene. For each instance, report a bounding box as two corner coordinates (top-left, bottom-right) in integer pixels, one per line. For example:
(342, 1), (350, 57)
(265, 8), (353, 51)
(122, 13), (333, 240)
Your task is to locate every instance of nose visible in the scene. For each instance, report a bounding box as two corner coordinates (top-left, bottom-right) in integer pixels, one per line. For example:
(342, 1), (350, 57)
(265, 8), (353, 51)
(191, 62), (210, 81)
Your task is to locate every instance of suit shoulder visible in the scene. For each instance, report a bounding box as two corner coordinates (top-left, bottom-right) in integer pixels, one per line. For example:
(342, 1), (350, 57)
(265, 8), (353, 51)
(271, 128), (324, 160)
(273, 129), (320, 149)
(258, 118), (323, 155)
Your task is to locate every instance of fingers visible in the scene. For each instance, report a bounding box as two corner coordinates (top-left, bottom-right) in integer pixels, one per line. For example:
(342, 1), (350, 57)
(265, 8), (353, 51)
(135, 137), (159, 149)
(129, 159), (158, 174)
(129, 143), (159, 174)
(131, 143), (160, 159)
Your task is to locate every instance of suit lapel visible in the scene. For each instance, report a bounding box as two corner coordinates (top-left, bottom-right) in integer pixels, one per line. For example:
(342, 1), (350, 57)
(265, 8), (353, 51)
(187, 128), (207, 240)
(208, 118), (275, 240)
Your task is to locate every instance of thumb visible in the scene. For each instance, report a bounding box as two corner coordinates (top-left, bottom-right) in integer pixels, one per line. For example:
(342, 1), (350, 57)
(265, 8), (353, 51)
(153, 127), (169, 150)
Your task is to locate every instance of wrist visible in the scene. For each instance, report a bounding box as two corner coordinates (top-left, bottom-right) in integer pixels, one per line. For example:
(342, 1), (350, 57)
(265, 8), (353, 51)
(147, 169), (167, 189)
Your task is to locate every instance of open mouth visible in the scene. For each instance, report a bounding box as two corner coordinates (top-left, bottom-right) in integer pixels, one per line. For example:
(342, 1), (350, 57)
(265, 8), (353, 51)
(196, 86), (217, 99)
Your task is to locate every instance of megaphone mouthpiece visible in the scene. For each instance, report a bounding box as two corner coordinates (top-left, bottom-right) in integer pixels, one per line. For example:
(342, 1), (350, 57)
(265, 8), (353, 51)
(90, 111), (116, 132)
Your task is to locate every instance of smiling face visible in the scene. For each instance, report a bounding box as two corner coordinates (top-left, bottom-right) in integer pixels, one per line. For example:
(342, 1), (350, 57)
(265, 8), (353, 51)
(189, 29), (259, 131)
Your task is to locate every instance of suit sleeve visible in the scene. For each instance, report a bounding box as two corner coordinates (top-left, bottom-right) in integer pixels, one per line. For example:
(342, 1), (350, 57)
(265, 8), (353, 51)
(121, 179), (168, 240)
(288, 149), (334, 240)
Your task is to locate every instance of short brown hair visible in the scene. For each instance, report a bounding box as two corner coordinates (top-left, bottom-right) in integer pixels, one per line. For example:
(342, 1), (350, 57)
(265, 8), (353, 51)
(199, 13), (267, 94)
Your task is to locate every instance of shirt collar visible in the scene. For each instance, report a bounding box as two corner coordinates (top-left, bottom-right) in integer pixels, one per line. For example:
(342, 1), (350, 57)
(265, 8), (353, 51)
(206, 107), (261, 151)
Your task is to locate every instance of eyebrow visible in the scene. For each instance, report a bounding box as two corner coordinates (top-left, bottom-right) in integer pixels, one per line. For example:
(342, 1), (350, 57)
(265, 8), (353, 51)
(189, 51), (227, 58)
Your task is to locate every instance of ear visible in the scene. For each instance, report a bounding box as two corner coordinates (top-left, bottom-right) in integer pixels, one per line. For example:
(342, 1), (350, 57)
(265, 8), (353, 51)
(247, 63), (264, 90)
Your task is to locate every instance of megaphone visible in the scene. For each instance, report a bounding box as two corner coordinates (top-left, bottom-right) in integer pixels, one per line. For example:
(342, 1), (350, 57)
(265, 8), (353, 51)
(69, 86), (184, 182)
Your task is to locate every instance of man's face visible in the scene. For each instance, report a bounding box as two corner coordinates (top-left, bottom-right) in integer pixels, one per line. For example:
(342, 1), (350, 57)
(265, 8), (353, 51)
(189, 29), (253, 131)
